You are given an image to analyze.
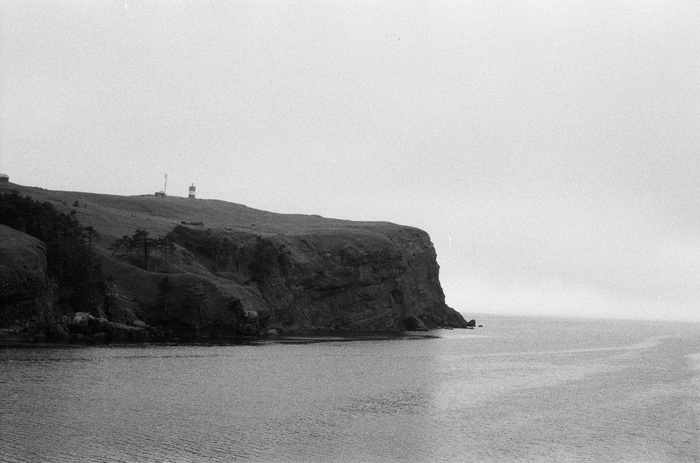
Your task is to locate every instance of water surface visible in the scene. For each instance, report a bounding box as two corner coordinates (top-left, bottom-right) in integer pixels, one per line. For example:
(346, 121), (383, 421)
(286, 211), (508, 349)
(2, 316), (700, 462)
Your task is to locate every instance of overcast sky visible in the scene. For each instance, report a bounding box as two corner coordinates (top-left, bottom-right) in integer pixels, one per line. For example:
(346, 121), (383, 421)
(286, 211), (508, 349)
(2, 1), (699, 321)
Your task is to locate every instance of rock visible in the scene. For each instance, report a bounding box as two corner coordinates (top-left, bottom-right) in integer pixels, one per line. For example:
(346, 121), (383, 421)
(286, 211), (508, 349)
(466, 319), (477, 327)
(239, 310), (262, 336)
(63, 312), (150, 343)
(73, 312), (95, 325)
(69, 312), (95, 336)
(87, 318), (150, 342)
(405, 316), (428, 331)
(0, 225), (51, 330)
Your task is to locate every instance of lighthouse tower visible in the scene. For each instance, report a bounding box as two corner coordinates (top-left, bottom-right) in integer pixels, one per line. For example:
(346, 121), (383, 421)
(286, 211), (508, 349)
(188, 184), (196, 199)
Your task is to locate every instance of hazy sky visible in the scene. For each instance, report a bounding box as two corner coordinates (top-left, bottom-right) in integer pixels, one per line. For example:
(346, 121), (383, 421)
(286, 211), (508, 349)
(2, 1), (699, 321)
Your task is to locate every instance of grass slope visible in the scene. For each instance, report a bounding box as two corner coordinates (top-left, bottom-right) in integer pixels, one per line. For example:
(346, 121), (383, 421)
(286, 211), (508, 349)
(1, 183), (403, 246)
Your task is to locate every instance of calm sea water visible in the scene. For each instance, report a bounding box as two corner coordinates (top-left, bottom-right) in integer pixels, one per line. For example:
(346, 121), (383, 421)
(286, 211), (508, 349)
(2, 315), (700, 463)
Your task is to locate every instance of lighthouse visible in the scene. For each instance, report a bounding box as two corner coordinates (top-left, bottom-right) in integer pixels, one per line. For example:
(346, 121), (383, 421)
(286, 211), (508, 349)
(188, 184), (196, 199)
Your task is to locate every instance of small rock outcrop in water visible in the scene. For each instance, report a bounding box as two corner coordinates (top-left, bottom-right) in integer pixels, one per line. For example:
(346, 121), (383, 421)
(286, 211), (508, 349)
(0, 183), (470, 341)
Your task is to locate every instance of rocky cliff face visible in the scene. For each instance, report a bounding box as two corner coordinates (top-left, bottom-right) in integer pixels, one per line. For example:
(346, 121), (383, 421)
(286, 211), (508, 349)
(0, 224), (52, 336)
(249, 226), (467, 330)
(148, 223), (468, 334)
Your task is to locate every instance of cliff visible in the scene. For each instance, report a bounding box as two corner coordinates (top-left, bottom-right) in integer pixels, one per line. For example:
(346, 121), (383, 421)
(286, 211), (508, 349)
(0, 183), (468, 341)
(0, 225), (51, 329)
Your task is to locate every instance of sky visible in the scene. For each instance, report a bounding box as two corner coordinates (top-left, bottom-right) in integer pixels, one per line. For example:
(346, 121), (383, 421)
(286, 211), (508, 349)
(1, 1), (699, 321)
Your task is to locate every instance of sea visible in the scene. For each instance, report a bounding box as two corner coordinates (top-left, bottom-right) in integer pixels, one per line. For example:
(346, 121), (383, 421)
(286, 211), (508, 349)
(2, 315), (700, 463)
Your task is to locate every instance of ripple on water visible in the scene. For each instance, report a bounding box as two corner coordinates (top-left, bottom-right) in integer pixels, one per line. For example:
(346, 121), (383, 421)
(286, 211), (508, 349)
(2, 319), (700, 462)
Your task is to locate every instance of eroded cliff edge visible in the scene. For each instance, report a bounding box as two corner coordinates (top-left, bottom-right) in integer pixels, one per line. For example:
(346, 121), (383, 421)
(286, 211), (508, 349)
(159, 224), (468, 333)
(0, 184), (468, 341)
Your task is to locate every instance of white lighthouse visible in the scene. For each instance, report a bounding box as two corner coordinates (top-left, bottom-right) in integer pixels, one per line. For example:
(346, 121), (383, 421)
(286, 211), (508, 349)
(188, 184), (196, 199)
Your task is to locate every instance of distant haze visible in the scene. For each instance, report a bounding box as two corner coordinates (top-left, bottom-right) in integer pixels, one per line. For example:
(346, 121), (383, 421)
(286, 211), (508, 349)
(2, 1), (699, 321)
